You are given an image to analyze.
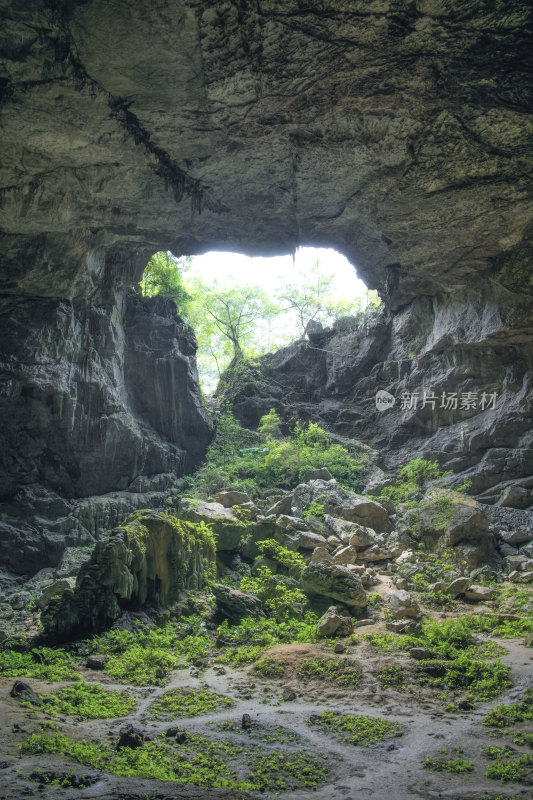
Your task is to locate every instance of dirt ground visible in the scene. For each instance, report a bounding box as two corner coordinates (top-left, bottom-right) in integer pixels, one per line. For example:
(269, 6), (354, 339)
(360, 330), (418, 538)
(1, 627), (532, 800)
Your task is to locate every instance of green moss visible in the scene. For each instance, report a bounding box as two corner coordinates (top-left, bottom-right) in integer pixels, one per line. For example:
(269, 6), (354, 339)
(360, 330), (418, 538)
(360, 632), (401, 651)
(484, 751), (533, 784)
(0, 646), (79, 681)
(297, 657), (361, 687)
(423, 747), (473, 773)
(253, 657), (286, 679)
(483, 689), (533, 729)
(42, 681), (136, 719)
(308, 710), (404, 746)
(378, 665), (405, 690)
(148, 687), (235, 720)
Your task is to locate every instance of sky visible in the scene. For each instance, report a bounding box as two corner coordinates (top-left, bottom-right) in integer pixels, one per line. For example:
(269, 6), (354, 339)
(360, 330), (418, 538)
(187, 246), (368, 301)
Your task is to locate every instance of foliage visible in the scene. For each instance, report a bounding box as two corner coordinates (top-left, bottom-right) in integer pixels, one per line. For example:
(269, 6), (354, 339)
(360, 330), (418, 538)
(22, 730), (329, 792)
(240, 567), (306, 620)
(188, 407), (366, 497)
(307, 710), (404, 746)
(483, 689), (533, 729)
(138, 251), (191, 314)
(423, 748), (473, 773)
(253, 657), (287, 679)
(378, 665), (405, 689)
(148, 687), (235, 719)
(465, 612), (533, 639)
(484, 748), (533, 784)
(42, 682), (136, 719)
(379, 457), (452, 509)
(297, 657), (361, 687)
(303, 501), (325, 520)
(256, 539), (306, 572)
(217, 614), (318, 650)
(0, 646), (78, 681)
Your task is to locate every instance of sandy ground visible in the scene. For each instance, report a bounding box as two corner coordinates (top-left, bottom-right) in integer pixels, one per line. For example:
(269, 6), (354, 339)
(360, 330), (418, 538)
(0, 630), (532, 800)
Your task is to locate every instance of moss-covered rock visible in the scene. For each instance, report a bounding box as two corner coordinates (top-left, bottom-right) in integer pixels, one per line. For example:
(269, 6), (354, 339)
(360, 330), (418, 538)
(42, 510), (216, 639)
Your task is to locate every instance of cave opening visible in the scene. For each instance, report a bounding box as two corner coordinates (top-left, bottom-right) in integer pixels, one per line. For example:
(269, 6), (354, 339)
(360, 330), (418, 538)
(138, 246), (380, 393)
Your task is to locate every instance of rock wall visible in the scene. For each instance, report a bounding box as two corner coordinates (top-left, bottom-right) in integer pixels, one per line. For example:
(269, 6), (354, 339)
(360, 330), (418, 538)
(0, 0), (532, 571)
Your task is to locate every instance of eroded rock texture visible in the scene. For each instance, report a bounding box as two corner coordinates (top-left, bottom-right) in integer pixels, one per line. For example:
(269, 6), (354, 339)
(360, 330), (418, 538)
(0, 0), (532, 571)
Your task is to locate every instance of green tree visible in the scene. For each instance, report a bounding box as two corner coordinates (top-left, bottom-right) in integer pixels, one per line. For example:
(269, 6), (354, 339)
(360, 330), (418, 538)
(138, 251), (191, 315)
(186, 278), (279, 372)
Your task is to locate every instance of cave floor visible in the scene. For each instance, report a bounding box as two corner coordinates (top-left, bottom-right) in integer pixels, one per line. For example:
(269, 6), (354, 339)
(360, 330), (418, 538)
(1, 632), (532, 800)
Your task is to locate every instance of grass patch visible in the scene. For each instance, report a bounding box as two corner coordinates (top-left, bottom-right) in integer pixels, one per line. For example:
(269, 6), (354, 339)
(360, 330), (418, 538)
(484, 751), (533, 784)
(212, 720), (301, 745)
(253, 657), (286, 679)
(360, 632), (402, 651)
(423, 747), (473, 773)
(378, 665), (405, 690)
(483, 689), (533, 729)
(0, 646), (79, 681)
(308, 710), (404, 746)
(42, 681), (136, 719)
(22, 730), (329, 792)
(297, 657), (361, 687)
(148, 687), (235, 720)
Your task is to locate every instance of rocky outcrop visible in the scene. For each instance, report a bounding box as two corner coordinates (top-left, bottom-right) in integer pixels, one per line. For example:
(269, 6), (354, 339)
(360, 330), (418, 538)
(41, 510), (216, 639)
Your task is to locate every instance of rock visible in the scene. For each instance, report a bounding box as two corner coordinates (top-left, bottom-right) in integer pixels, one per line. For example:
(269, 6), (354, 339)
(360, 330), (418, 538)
(10, 681), (42, 705)
(518, 571), (533, 582)
(55, 547), (94, 579)
(331, 545), (358, 566)
(386, 620), (416, 633)
(446, 577), (470, 596)
(41, 511), (216, 639)
(117, 725), (144, 750)
(387, 590), (420, 620)
(179, 500), (245, 551)
(496, 485), (533, 509)
(241, 714), (253, 730)
(427, 581), (447, 593)
(394, 577), (409, 589)
(217, 491), (251, 507)
(293, 482), (391, 533)
(265, 496), (293, 516)
(396, 550), (416, 566)
(316, 606), (354, 638)
(282, 687), (297, 701)
(8, 591), (33, 610)
(240, 518), (282, 560)
(501, 529), (533, 546)
(357, 545), (393, 562)
(211, 583), (263, 622)
(324, 516), (380, 548)
(410, 647), (431, 660)
(333, 641), (346, 653)
(300, 467), (333, 482)
(37, 578), (76, 611)
(275, 515), (308, 532)
(310, 547), (333, 565)
(301, 563), (367, 608)
(465, 585), (496, 601)
(286, 530), (328, 551)
(86, 655), (107, 670)
(353, 618), (375, 628)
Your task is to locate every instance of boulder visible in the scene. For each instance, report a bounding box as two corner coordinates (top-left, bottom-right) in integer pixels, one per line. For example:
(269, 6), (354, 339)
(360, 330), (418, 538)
(300, 563), (367, 608)
(211, 583), (263, 622)
(285, 530), (328, 551)
(10, 680), (42, 705)
(37, 578), (76, 611)
(240, 518), (282, 560)
(387, 590), (420, 620)
(356, 545), (393, 562)
(324, 515), (380, 548)
(310, 547), (333, 565)
(217, 491), (251, 507)
(180, 499), (245, 551)
(275, 515), (308, 532)
(265, 495), (293, 516)
(300, 467), (333, 482)
(117, 725), (144, 750)
(331, 545), (358, 566)
(41, 511), (216, 639)
(465, 584), (496, 601)
(292, 481), (391, 533)
(446, 577), (470, 596)
(316, 606), (354, 638)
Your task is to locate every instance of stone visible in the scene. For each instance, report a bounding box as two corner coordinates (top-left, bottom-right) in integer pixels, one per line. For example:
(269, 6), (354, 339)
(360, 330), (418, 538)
(465, 585), (496, 601)
(41, 510), (216, 639)
(292, 481), (391, 533)
(241, 714), (253, 730)
(500, 528), (533, 546)
(37, 578), (76, 611)
(275, 515), (308, 532)
(356, 545), (393, 562)
(310, 547), (333, 565)
(323, 515), (380, 547)
(179, 500), (245, 551)
(333, 641), (346, 653)
(410, 648), (431, 660)
(211, 583), (263, 622)
(446, 577), (470, 596)
(396, 550), (416, 566)
(316, 606), (353, 638)
(285, 530), (328, 551)
(387, 590), (420, 620)
(518, 571), (533, 582)
(301, 563), (367, 608)
(300, 467), (333, 482)
(265, 496), (293, 516)
(217, 491), (251, 507)
(117, 725), (144, 750)
(10, 681), (42, 706)
(496, 485), (533, 509)
(427, 581), (447, 594)
(282, 687), (297, 701)
(331, 545), (358, 566)
(86, 655), (107, 671)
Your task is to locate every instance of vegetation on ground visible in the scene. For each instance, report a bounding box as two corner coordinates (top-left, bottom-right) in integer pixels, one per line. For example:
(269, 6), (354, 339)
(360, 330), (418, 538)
(308, 710), (404, 746)
(423, 747), (473, 773)
(0, 646), (79, 681)
(22, 730), (329, 792)
(187, 406), (367, 498)
(483, 689), (533, 729)
(296, 657), (361, 687)
(148, 687), (235, 720)
(42, 681), (136, 719)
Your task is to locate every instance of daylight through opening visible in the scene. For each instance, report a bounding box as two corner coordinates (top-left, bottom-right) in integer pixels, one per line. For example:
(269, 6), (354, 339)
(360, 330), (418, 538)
(138, 247), (381, 392)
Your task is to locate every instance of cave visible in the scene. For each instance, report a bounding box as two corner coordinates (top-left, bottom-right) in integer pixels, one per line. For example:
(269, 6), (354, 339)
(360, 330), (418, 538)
(1, 1), (532, 797)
